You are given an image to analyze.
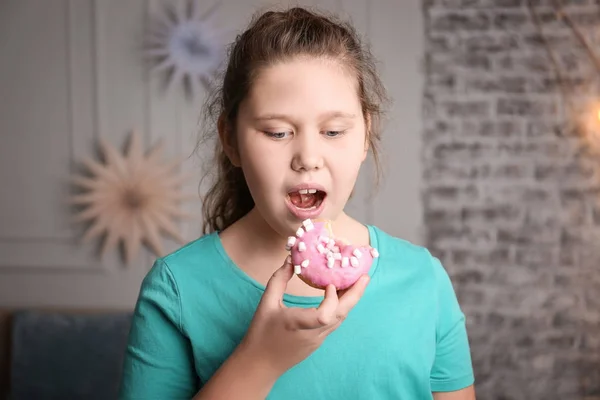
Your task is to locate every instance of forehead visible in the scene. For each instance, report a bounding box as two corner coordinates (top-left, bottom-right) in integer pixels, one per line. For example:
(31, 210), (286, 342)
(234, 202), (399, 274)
(242, 57), (361, 117)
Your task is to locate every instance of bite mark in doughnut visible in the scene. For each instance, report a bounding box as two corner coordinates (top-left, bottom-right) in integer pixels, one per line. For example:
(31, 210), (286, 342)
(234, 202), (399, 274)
(287, 219), (379, 290)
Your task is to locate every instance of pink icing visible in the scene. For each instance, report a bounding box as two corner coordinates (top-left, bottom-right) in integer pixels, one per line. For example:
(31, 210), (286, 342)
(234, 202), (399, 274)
(289, 219), (376, 290)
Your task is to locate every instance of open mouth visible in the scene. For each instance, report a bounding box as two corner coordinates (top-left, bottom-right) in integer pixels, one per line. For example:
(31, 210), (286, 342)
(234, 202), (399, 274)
(287, 188), (327, 210)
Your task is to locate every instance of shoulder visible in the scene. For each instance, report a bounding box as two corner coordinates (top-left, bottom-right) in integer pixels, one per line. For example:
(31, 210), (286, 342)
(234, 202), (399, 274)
(162, 231), (221, 266)
(157, 231), (223, 276)
(141, 232), (226, 294)
(370, 225), (440, 273)
(370, 225), (466, 326)
(369, 225), (455, 295)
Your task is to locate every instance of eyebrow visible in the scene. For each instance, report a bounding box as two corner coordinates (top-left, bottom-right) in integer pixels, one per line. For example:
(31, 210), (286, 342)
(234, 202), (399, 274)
(253, 111), (356, 122)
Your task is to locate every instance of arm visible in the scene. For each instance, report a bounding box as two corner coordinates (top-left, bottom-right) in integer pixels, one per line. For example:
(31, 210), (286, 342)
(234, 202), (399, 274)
(119, 259), (198, 399)
(434, 385), (476, 400)
(428, 253), (476, 396)
(192, 342), (280, 400)
(120, 259), (285, 400)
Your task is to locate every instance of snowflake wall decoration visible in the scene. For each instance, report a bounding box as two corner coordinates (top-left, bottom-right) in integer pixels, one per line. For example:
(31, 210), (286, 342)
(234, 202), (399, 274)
(145, 0), (226, 99)
(69, 131), (198, 265)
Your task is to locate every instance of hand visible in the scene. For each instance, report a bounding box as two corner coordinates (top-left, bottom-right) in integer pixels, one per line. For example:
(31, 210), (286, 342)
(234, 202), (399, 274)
(237, 257), (370, 378)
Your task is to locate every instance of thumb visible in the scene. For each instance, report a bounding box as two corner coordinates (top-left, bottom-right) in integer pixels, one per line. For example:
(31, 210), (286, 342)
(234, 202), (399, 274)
(261, 256), (294, 309)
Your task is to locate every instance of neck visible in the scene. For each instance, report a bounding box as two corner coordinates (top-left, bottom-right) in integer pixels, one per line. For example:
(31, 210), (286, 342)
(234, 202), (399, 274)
(236, 208), (290, 260)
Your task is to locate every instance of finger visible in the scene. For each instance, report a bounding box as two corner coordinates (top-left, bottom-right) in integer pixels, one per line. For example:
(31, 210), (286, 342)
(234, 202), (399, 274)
(286, 285), (338, 330)
(319, 319), (342, 337)
(315, 284), (339, 326)
(336, 275), (366, 298)
(287, 307), (327, 330)
(318, 279), (367, 336)
(261, 256), (294, 309)
(337, 275), (370, 316)
(336, 287), (349, 298)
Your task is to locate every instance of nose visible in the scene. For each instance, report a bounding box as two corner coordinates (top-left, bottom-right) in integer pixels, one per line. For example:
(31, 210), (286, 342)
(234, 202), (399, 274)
(290, 130), (324, 172)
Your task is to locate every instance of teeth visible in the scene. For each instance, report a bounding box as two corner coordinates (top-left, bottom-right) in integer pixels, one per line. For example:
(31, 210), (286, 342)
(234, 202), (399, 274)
(296, 189), (318, 195)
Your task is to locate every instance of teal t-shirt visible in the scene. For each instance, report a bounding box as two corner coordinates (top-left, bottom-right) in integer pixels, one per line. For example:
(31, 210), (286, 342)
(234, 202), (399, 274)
(119, 225), (474, 399)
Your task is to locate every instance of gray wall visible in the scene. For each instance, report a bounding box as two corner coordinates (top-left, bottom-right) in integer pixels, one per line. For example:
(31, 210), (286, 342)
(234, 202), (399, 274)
(423, 0), (599, 398)
(0, 0), (424, 309)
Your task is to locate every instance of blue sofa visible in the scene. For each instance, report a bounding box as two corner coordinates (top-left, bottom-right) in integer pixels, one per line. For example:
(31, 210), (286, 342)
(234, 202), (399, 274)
(0, 309), (132, 400)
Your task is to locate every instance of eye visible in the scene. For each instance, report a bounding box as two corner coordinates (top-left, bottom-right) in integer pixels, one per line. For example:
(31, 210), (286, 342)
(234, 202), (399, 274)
(324, 130), (345, 137)
(264, 131), (292, 139)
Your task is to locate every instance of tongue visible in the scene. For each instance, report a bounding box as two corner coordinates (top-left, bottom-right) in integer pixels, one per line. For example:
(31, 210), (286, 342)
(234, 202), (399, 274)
(290, 192), (318, 208)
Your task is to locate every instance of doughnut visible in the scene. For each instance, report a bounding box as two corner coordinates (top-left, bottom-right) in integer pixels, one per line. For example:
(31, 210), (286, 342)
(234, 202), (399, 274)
(287, 219), (379, 290)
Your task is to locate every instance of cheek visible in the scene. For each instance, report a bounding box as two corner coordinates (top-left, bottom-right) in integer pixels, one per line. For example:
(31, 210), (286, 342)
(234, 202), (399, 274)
(329, 147), (364, 186)
(238, 139), (284, 190)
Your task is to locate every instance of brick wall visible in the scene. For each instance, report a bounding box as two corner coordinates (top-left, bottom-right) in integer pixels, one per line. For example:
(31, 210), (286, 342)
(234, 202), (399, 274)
(422, 1), (600, 398)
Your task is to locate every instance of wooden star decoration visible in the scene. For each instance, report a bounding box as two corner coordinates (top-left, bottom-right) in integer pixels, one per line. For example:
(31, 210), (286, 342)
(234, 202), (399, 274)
(69, 131), (198, 265)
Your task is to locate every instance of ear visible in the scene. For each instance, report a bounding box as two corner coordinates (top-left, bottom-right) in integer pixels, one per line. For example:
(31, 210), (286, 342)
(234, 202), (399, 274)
(362, 112), (372, 161)
(218, 114), (241, 167)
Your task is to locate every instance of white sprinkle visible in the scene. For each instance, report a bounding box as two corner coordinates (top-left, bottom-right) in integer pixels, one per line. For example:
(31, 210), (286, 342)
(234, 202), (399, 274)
(350, 257), (359, 267)
(341, 257), (349, 268)
(286, 236), (296, 250)
(317, 243), (326, 254)
(294, 265), (302, 275)
(353, 248), (362, 258)
(301, 259), (310, 268)
(296, 227), (304, 237)
(326, 240), (335, 249)
(298, 242), (306, 252)
(332, 246), (340, 253)
(302, 219), (314, 231)
(333, 253), (342, 260)
(327, 258), (335, 268)
(370, 248), (379, 258)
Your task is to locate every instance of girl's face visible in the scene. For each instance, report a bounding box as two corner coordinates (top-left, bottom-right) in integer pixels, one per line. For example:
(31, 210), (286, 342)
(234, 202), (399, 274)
(231, 56), (368, 237)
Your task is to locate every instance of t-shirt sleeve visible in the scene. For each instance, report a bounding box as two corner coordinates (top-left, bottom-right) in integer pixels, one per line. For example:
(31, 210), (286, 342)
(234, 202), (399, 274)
(119, 258), (198, 400)
(428, 253), (475, 392)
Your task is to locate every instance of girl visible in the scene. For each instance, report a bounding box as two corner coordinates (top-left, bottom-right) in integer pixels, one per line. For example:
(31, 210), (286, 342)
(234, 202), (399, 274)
(119, 6), (475, 400)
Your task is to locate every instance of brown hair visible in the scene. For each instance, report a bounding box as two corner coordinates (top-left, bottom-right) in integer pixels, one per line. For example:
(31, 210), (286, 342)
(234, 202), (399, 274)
(197, 6), (389, 234)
